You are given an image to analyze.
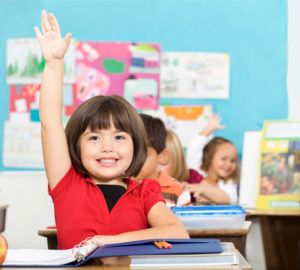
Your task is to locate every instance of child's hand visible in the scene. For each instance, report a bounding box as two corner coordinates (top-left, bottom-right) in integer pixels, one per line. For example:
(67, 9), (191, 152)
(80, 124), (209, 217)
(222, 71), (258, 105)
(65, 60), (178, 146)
(34, 10), (71, 62)
(200, 114), (225, 136)
(185, 183), (204, 198)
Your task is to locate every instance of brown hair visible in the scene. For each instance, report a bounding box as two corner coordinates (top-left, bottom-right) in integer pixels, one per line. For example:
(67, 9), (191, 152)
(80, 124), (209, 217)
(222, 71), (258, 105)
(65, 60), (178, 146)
(201, 137), (239, 181)
(166, 130), (189, 181)
(65, 95), (148, 178)
(139, 113), (167, 154)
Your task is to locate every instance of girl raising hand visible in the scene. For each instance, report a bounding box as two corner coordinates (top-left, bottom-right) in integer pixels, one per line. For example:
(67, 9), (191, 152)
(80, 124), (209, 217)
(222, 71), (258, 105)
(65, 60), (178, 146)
(35, 10), (188, 250)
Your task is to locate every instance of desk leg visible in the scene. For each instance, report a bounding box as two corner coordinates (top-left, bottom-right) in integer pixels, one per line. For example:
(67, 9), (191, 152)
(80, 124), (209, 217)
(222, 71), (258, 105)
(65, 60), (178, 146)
(47, 236), (58, 250)
(260, 215), (300, 270)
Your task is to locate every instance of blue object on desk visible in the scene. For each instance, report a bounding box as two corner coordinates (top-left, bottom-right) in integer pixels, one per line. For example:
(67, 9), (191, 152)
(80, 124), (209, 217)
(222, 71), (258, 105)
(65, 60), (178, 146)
(171, 205), (246, 229)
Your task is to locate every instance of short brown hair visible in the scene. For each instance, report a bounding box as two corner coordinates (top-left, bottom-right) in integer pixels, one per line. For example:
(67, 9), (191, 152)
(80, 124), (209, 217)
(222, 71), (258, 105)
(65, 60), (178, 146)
(201, 137), (239, 181)
(65, 95), (147, 178)
(139, 113), (167, 154)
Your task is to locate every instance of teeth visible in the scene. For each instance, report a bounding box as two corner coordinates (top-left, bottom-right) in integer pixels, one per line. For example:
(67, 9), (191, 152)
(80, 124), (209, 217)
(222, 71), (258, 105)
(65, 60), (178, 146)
(99, 159), (116, 164)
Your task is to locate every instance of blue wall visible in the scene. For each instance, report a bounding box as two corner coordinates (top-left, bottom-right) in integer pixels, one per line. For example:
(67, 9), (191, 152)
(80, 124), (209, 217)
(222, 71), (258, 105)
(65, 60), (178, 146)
(0, 0), (288, 171)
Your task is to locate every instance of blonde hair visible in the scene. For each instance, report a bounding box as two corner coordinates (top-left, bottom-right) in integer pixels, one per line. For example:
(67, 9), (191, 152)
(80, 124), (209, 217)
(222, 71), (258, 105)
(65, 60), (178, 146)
(166, 130), (189, 181)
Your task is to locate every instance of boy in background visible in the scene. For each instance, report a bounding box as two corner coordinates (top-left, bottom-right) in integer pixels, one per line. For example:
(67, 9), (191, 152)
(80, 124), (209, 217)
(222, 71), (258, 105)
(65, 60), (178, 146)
(135, 114), (191, 207)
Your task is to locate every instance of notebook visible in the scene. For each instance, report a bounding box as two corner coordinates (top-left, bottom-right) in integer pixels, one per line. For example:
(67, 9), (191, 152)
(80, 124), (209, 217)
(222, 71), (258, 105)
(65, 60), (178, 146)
(3, 238), (223, 267)
(130, 242), (239, 267)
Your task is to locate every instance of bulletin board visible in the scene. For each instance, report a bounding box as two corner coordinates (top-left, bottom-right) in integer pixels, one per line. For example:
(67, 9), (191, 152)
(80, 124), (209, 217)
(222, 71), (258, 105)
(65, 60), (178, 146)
(0, 0), (288, 172)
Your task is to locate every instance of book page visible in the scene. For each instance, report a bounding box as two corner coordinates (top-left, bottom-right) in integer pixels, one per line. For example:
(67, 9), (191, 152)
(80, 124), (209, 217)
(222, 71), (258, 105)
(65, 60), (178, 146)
(3, 249), (74, 266)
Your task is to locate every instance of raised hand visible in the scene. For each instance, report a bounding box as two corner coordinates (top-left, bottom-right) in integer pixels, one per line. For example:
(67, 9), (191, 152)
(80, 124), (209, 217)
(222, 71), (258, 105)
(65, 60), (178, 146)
(200, 114), (225, 136)
(34, 10), (71, 62)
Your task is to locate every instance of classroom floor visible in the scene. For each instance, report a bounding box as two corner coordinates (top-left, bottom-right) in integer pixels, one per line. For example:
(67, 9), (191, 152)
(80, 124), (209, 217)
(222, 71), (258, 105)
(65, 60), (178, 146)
(246, 218), (266, 270)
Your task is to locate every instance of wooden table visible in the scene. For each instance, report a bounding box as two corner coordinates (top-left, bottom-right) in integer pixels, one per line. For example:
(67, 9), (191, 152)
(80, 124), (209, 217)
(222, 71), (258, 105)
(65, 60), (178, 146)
(247, 209), (300, 270)
(4, 251), (252, 270)
(188, 221), (252, 258)
(38, 221), (252, 258)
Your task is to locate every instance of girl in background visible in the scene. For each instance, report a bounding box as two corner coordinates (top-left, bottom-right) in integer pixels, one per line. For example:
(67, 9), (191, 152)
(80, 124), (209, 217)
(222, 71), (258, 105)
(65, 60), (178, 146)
(163, 130), (203, 184)
(186, 115), (239, 204)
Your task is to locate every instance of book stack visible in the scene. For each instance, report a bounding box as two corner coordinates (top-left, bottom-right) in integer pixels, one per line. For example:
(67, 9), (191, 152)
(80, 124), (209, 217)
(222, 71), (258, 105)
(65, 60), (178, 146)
(130, 242), (239, 267)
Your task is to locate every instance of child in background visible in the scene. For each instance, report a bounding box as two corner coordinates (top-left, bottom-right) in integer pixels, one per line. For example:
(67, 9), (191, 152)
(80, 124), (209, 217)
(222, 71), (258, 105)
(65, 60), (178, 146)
(186, 115), (239, 204)
(135, 114), (191, 207)
(35, 10), (188, 250)
(160, 130), (204, 184)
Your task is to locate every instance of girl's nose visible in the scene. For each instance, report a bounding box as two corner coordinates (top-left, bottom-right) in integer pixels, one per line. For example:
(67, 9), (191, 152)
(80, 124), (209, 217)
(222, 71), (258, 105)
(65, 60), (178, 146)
(101, 137), (114, 152)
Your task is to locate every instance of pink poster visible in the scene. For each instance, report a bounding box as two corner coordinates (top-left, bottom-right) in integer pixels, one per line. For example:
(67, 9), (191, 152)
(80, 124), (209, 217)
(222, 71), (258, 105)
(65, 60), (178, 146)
(75, 42), (160, 110)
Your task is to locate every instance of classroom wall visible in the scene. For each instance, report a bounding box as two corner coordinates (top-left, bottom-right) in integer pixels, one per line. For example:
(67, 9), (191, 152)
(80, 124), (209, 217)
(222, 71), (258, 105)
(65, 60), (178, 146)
(0, 0), (299, 251)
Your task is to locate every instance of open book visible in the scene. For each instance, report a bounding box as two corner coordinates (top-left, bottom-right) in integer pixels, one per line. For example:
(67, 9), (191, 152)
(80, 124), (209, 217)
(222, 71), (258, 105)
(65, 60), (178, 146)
(3, 238), (223, 267)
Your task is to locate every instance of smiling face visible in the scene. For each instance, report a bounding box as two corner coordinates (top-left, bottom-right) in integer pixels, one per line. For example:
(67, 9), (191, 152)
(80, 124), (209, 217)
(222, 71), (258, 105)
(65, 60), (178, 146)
(79, 124), (134, 184)
(207, 143), (237, 180)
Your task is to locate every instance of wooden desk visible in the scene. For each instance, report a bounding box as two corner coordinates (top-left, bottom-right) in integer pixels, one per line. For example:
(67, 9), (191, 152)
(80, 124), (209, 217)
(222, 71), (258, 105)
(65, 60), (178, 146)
(5, 251), (252, 270)
(247, 209), (300, 270)
(38, 221), (252, 259)
(188, 221), (252, 258)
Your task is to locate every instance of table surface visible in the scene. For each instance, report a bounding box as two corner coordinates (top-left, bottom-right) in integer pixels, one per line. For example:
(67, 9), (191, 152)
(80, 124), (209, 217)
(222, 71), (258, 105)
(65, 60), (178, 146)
(38, 221), (252, 238)
(246, 208), (300, 217)
(188, 221), (251, 237)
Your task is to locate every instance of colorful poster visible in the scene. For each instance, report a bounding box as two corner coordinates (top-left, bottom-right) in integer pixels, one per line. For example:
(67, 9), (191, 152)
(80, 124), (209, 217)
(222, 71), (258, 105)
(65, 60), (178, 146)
(256, 121), (300, 210)
(160, 52), (230, 99)
(6, 38), (76, 84)
(4, 84), (77, 169)
(75, 42), (160, 110)
(142, 105), (212, 150)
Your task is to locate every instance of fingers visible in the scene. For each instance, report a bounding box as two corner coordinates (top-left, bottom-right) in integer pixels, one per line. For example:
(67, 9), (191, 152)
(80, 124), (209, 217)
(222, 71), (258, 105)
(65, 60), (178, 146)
(42, 10), (52, 33)
(41, 10), (46, 34)
(64, 32), (72, 49)
(48, 12), (61, 36)
(34, 26), (42, 41)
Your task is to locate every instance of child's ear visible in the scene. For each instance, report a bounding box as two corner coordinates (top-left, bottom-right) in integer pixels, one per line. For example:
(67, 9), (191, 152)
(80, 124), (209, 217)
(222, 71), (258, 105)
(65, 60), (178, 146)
(157, 148), (169, 165)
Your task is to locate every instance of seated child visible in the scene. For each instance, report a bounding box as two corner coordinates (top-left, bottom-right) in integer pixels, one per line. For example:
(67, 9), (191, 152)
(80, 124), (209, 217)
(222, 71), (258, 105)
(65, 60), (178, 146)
(159, 129), (204, 184)
(186, 114), (239, 204)
(135, 114), (191, 207)
(34, 10), (189, 250)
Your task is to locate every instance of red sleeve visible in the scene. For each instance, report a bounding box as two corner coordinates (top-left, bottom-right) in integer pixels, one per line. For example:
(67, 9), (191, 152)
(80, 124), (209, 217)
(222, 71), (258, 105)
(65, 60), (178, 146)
(48, 166), (74, 200)
(140, 179), (165, 215)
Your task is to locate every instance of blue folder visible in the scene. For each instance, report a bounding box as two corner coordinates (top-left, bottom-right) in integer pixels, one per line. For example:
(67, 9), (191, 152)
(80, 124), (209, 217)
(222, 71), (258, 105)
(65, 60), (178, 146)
(76, 238), (223, 266)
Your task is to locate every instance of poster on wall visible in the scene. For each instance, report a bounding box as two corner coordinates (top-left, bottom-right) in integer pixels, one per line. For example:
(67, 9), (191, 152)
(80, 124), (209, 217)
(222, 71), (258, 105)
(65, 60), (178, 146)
(6, 38), (76, 84)
(256, 120), (300, 210)
(160, 52), (230, 99)
(142, 105), (212, 151)
(75, 41), (160, 110)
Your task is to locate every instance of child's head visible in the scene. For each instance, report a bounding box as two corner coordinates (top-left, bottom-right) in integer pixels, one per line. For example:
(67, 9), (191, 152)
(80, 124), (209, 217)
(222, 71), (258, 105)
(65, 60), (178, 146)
(65, 95), (148, 179)
(201, 137), (239, 181)
(164, 130), (189, 181)
(135, 113), (168, 180)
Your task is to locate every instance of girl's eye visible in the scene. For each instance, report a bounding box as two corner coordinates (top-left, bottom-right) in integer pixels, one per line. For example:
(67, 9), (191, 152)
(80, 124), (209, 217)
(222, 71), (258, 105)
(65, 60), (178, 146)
(89, 135), (100, 141)
(115, 135), (126, 140)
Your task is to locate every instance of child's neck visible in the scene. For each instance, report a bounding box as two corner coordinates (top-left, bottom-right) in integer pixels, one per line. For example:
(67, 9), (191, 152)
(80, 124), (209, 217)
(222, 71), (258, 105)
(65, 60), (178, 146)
(206, 171), (219, 185)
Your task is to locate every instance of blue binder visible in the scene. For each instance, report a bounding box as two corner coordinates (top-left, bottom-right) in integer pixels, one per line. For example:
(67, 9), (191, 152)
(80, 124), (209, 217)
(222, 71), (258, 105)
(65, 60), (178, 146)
(76, 238), (223, 266)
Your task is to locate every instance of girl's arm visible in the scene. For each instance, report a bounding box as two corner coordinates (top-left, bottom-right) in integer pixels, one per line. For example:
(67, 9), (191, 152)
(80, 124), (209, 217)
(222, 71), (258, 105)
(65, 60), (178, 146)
(186, 181), (231, 205)
(34, 11), (72, 189)
(92, 202), (189, 246)
(186, 114), (224, 171)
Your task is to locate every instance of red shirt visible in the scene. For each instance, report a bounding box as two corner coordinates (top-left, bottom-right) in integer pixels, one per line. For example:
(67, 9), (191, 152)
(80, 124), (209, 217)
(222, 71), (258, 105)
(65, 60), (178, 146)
(48, 167), (164, 249)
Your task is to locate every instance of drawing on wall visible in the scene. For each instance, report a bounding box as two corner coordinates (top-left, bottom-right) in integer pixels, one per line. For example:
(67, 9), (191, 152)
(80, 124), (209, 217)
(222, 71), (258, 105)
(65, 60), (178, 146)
(3, 84), (78, 169)
(6, 38), (76, 84)
(256, 121), (300, 210)
(160, 52), (230, 99)
(76, 42), (160, 110)
(142, 105), (212, 150)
